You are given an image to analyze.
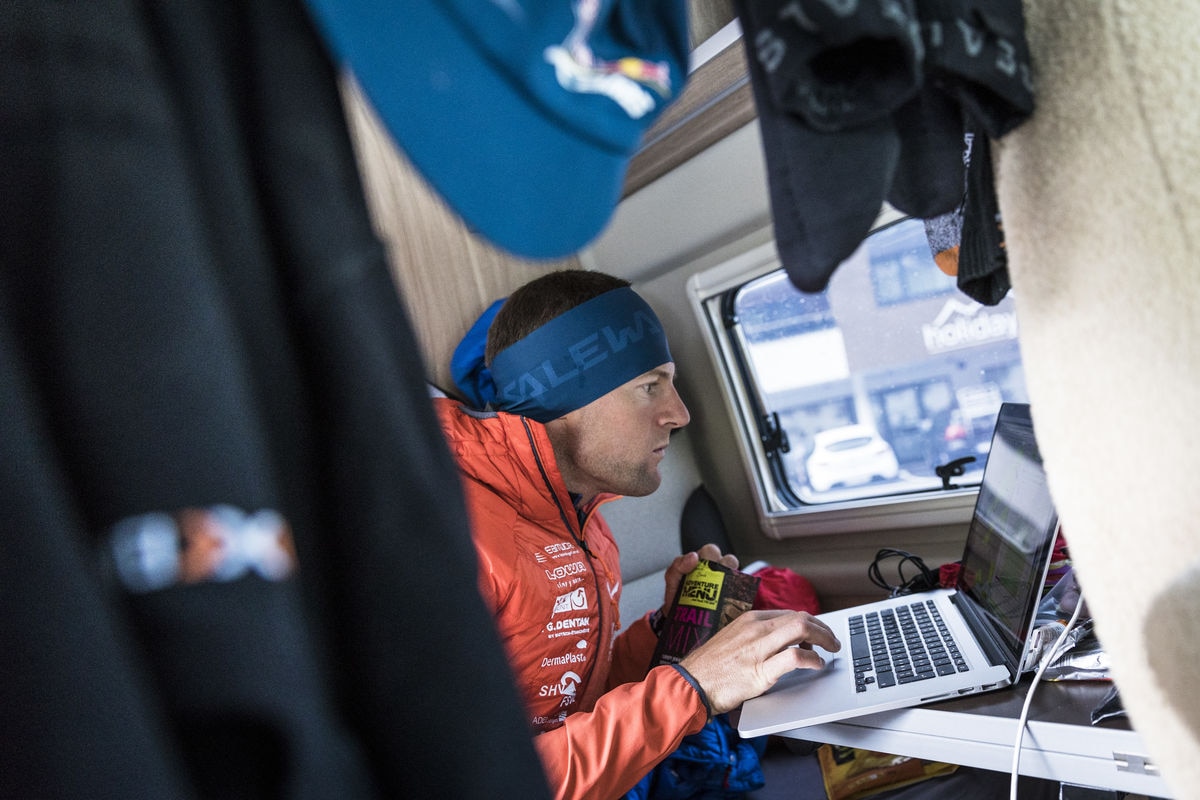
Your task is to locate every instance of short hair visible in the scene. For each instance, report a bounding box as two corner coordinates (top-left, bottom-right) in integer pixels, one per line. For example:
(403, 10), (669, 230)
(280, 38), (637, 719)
(485, 270), (631, 366)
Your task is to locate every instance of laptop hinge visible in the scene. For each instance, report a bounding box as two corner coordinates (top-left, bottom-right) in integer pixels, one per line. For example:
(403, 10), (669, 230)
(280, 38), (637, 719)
(951, 592), (1014, 671)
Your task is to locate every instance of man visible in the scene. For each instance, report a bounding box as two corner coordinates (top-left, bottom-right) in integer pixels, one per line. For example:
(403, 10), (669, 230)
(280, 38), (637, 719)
(435, 270), (840, 800)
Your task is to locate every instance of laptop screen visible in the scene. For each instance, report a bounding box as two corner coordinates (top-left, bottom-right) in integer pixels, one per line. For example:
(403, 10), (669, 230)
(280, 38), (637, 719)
(956, 403), (1060, 660)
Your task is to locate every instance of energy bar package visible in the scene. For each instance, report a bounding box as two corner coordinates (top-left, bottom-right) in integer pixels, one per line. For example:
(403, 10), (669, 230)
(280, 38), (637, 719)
(650, 559), (760, 668)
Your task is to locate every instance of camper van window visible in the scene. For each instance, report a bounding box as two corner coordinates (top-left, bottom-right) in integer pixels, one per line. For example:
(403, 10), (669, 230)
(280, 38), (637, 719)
(719, 217), (1029, 508)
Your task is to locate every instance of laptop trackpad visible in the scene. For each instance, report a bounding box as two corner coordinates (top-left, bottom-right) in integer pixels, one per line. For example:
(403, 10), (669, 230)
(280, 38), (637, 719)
(770, 654), (840, 693)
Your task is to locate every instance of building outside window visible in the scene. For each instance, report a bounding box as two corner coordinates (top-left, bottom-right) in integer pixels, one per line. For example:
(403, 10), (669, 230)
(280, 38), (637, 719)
(725, 217), (1028, 506)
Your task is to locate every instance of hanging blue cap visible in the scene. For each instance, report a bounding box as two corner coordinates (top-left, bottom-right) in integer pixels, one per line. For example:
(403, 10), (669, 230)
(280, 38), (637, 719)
(301, 0), (691, 259)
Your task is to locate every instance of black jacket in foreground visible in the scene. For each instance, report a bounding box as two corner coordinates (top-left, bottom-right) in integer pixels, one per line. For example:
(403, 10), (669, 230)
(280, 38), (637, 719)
(0, 1), (549, 797)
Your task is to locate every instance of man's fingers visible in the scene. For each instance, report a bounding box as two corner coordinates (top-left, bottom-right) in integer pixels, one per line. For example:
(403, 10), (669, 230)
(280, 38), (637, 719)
(672, 553), (694, 569)
(678, 609), (843, 714)
(661, 552), (699, 608)
(736, 612), (841, 702)
(662, 545), (742, 613)
(671, 544), (739, 576)
(757, 642), (830, 688)
(744, 609), (841, 655)
(691, 543), (738, 571)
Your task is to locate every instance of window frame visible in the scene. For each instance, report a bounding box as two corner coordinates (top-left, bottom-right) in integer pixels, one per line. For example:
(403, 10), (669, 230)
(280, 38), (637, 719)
(685, 210), (983, 540)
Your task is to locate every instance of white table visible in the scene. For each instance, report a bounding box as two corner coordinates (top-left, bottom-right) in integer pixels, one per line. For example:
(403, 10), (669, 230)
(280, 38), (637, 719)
(765, 678), (1170, 797)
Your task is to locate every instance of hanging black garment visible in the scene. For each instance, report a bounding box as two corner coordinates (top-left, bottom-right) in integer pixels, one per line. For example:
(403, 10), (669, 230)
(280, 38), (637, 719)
(733, 0), (1033, 294)
(0, 1), (550, 798)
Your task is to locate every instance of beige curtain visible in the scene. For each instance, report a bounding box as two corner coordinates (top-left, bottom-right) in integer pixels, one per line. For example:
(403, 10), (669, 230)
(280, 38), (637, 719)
(997, 2), (1200, 795)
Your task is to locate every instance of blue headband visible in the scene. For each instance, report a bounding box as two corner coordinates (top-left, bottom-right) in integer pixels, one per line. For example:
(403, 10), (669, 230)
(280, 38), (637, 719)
(450, 298), (506, 409)
(489, 287), (672, 422)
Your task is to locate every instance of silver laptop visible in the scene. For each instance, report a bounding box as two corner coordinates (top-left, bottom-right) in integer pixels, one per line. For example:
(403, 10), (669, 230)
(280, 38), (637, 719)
(737, 403), (1061, 737)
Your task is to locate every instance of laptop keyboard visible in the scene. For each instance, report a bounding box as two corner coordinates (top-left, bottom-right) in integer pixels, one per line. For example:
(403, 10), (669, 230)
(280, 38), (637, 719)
(848, 599), (970, 693)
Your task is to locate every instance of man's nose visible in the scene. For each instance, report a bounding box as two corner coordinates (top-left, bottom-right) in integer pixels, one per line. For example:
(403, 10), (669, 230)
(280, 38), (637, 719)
(664, 385), (690, 429)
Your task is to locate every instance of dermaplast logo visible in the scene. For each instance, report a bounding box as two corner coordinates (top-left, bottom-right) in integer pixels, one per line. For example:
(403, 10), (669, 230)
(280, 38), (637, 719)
(541, 651), (587, 668)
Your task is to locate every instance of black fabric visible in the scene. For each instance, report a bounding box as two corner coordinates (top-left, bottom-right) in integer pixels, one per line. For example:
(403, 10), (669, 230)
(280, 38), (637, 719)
(734, 0), (913, 293)
(917, 0), (1035, 140)
(734, 0), (1034, 295)
(922, 131), (970, 285)
(921, 126), (1012, 306)
(890, 0), (1034, 224)
(888, 86), (967, 220)
(957, 130), (1012, 305)
(0, 2), (550, 798)
(679, 485), (734, 556)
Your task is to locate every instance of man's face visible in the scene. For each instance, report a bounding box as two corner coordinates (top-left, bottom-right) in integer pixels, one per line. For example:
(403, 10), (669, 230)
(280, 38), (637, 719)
(544, 363), (690, 502)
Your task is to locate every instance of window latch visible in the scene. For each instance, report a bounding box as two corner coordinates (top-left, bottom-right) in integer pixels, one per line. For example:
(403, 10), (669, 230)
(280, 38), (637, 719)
(760, 412), (790, 455)
(935, 456), (976, 490)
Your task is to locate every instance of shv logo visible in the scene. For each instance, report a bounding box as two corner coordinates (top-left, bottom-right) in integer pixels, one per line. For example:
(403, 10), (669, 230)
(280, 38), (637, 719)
(921, 299), (1018, 353)
(539, 670), (582, 699)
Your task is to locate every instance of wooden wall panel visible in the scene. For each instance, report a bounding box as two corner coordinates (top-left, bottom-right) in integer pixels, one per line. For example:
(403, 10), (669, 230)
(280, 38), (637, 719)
(338, 77), (578, 395)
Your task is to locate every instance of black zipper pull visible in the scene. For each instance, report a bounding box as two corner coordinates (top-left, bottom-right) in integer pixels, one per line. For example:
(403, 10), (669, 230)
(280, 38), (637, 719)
(577, 536), (595, 558)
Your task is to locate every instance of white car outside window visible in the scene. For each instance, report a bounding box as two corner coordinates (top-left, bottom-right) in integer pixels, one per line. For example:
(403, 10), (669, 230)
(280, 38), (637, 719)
(805, 424), (900, 494)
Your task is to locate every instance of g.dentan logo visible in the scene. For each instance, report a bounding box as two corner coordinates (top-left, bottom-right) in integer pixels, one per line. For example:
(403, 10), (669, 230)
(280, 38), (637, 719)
(546, 616), (590, 633)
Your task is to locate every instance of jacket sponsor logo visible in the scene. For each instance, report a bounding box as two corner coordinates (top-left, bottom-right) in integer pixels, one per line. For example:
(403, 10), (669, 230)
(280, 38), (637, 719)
(536, 542), (577, 563)
(538, 670), (582, 702)
(535, 544), (576, 563)
(554, 577), (586, 591)
(546, 616), (590, 633)
(552, 587), (588, 616)
(540, 651), (588, 668)
(531, 712), (568, 728)
(544, 561), (587, 581)
(543, 542), (578, 561)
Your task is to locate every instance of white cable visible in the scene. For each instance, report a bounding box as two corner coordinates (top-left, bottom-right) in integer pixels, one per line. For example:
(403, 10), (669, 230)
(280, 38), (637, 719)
(1009, 597), (1087, 800)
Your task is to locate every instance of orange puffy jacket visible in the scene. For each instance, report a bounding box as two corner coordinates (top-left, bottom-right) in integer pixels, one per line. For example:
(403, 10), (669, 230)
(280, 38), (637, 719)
(434, 399), (708, 800)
